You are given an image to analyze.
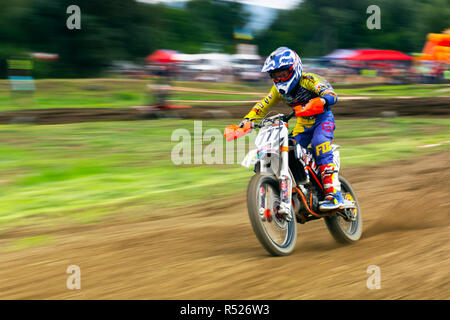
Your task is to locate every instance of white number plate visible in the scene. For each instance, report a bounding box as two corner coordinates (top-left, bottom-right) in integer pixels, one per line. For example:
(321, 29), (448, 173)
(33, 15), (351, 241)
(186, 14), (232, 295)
(254, 125), (287, 151)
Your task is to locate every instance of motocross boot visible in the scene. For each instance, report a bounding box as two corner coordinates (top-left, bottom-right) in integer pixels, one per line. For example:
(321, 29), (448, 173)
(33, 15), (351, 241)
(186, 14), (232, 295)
(318, 163), (344, 211)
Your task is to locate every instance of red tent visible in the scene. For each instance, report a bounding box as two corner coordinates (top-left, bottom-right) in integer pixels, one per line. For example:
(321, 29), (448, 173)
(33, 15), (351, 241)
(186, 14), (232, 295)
(346, 49), (412, 61)
(145, 50), (179, 63)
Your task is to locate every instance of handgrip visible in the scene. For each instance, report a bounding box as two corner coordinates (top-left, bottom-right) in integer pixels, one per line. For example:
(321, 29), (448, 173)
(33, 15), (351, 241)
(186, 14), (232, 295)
(283, 110), (296, 122)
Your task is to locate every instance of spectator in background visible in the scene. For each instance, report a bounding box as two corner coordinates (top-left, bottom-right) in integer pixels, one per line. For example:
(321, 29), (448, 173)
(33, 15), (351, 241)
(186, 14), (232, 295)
(431, 62), (445, 84)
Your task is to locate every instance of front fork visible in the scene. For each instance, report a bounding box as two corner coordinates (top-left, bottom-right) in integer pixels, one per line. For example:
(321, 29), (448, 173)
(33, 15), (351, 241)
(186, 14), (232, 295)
(278, 137), (293, 220)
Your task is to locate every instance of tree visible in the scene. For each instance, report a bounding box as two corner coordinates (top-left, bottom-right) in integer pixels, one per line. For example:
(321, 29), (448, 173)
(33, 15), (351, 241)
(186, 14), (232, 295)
(255, 0), (450, 57)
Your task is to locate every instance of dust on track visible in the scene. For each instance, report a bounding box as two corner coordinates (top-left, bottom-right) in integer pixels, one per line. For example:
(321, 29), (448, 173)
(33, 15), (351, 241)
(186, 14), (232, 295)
(0, 151), (449, 299)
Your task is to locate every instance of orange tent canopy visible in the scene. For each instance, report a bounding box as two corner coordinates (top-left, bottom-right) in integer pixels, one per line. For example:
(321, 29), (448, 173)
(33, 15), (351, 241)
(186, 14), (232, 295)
(418, 31), (450, 62)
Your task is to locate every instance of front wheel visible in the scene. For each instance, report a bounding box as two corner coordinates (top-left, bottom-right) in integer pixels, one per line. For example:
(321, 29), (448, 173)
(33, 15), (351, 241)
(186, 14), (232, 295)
(324, 176), (363, 244)
(247, 173), (297, 256)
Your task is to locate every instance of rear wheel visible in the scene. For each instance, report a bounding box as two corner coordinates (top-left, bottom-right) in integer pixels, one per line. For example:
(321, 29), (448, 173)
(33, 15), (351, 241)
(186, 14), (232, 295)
(324, 176), (363, 244)
(247, 173), (297, 256)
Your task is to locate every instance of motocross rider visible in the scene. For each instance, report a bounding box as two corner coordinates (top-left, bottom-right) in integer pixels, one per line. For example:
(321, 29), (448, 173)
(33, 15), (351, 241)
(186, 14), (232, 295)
(240, 47), (344, 211)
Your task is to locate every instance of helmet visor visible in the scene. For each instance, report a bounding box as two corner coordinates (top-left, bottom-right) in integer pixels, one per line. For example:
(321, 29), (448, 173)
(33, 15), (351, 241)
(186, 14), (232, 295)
(269, 66), (294, 83)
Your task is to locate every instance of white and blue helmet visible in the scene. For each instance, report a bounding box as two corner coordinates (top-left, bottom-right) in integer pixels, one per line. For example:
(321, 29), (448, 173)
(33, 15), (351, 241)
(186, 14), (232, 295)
(261, 47), (302, 95)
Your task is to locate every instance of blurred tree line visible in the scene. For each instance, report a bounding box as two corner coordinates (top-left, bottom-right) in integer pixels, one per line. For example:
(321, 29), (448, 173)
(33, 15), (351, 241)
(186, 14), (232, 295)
(0, 0), (448, 78)
(256, 0), (449, 57)
(0, 0), (248, 77)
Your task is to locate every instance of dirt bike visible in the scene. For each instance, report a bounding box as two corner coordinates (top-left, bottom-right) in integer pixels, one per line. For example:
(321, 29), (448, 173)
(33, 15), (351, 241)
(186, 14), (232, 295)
(224, 111), (362, 256)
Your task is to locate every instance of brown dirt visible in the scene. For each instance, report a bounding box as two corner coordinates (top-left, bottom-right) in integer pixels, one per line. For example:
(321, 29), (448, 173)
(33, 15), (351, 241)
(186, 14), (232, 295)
(186, 97), (450, 119)
(0, 97), (448, 124)
(0, 151), (449, 300)
(0, 108), (144, 125)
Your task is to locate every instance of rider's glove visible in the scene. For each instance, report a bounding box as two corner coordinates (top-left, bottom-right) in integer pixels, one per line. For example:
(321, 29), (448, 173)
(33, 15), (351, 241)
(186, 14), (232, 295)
(294, 97), (325, 117)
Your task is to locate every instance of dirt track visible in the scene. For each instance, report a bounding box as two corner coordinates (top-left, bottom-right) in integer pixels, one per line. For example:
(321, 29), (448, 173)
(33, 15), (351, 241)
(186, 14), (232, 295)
(0, 151), (449, 300)
(0, 96), (449, 124)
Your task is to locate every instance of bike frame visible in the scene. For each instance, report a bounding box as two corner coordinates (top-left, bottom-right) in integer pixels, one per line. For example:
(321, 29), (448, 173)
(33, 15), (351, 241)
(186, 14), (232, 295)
(241, 112), (356, 221)
(233, 112), (362, 255)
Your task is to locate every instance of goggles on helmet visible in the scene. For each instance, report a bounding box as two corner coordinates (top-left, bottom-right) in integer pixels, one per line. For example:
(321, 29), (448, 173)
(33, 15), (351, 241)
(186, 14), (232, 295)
(269, 66), (294, 83)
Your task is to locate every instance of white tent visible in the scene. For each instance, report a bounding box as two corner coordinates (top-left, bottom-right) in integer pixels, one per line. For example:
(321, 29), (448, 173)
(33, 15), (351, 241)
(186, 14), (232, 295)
(322, 49), (358, 60)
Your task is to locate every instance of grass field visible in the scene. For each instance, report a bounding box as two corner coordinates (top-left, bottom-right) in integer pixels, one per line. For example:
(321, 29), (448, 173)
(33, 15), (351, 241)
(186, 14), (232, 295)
(0, 79), (448, 111)
(337, 83), (450, 97)
(0, 117), (449, 232)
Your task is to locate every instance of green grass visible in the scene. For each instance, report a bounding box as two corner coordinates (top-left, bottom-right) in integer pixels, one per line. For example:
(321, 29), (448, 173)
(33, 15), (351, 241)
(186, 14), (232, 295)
(0, 78), (265, 110)
(0, 79), (148, 110)
(0, 79), (447, 111)
(0, 120), (251, 228)
(170, 93), (260, 101)
(337, 84), (450, 97)
(335, 118), (450, 165)
(4, 235), (53, 252)
(0, 117), (449, 231)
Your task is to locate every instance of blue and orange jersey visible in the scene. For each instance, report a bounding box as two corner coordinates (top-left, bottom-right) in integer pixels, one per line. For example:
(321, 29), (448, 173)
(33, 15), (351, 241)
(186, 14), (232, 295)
(244, 72), (338, 120)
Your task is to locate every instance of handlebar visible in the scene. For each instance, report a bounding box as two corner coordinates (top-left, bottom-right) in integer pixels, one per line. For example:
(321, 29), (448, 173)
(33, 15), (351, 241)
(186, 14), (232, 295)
(283, 110), (296, 122)
(246, 110), (295, 129)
